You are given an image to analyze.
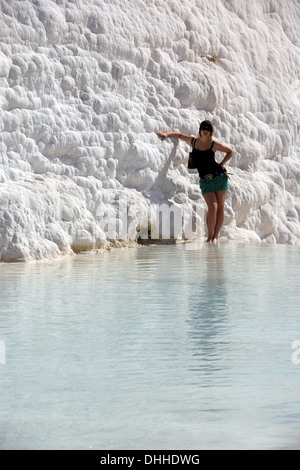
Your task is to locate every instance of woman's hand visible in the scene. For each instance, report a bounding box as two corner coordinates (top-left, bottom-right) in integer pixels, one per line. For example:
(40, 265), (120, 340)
(156, 131), (192, 144)
(156, 132), (168, 140)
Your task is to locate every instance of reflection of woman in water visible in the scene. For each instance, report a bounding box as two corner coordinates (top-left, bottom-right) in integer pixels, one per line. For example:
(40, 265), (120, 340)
(156, 120), (234, 243)
(187, 244), (229, 377)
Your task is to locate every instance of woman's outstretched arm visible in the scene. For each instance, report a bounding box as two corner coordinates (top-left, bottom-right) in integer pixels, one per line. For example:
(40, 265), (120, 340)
(156, 131), (194, 145)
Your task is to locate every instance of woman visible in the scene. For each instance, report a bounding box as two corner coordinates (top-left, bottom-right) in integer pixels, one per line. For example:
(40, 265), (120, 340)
(156, 120), (234, 243)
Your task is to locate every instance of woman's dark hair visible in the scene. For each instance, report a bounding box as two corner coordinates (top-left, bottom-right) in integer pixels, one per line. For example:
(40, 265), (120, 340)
(199, 120), (214, 136)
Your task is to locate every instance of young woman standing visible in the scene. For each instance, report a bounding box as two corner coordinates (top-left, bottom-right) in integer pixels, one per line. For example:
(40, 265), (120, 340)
(156, 120), (234, 243)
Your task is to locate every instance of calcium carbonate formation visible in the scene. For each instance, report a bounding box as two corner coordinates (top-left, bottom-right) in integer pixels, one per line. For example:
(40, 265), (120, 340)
(0, 0), (299, 261)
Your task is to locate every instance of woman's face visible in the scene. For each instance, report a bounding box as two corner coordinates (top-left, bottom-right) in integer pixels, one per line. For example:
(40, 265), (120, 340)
(200, 125), (212, 137)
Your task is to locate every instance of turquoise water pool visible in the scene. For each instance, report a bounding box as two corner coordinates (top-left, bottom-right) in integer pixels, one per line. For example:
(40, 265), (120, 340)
(0, 241), (299, 449)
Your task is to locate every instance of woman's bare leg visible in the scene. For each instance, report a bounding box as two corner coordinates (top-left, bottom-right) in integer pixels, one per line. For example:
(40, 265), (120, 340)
(212, 190), (227, 241)
(203, 192), (218, 242)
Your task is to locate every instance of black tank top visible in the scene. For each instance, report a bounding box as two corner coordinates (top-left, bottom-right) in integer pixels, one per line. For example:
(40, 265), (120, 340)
(191, 140), (223, 178)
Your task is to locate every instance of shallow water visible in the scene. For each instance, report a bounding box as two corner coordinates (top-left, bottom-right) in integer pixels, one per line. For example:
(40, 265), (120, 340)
(0, 240), (299, 450)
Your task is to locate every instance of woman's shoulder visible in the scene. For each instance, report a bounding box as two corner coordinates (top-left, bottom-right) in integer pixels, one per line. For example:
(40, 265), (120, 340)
(213, 140), (234, 153)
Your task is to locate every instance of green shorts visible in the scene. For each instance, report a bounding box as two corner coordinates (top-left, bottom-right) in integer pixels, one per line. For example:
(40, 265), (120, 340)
(200, 172), (230, 195)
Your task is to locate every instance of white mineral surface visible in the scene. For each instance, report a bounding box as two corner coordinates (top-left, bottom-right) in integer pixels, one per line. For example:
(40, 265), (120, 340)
(0, 0), (299, 261)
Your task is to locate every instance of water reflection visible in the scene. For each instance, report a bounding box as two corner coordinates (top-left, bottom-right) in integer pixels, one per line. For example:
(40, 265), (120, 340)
(185, 245), (230, 378)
